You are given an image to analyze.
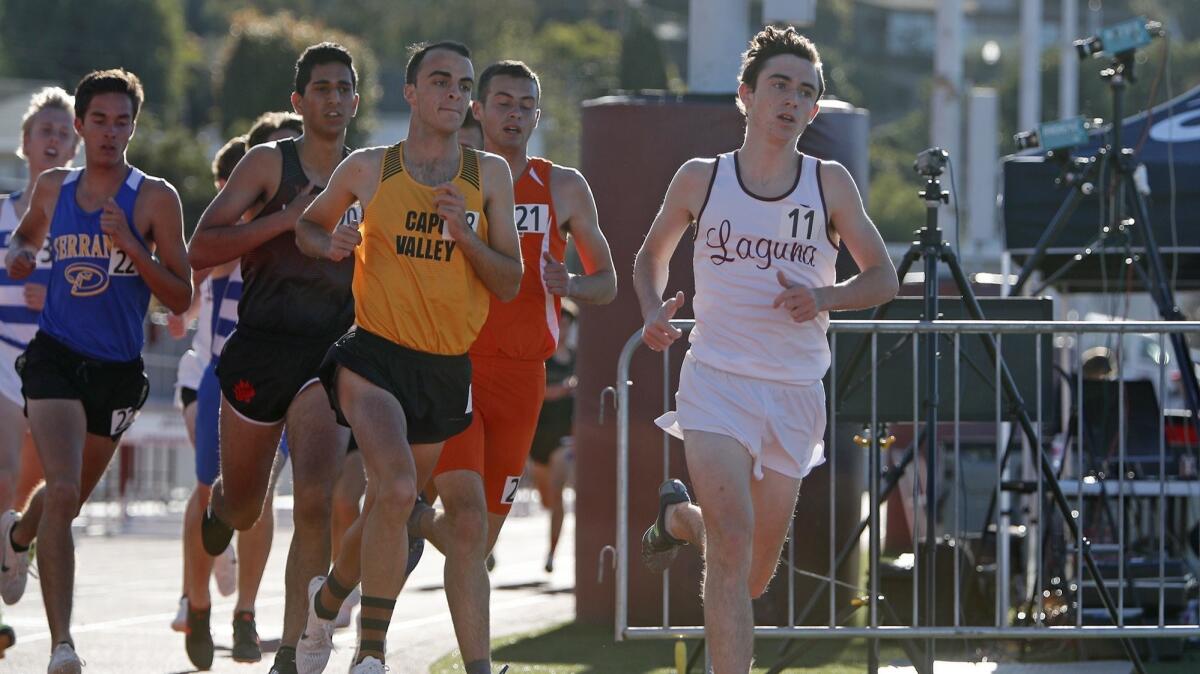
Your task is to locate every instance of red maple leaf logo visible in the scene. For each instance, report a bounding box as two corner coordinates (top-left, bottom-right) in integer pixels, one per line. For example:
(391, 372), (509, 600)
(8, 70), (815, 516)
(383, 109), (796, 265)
(233, 379), (256, 403)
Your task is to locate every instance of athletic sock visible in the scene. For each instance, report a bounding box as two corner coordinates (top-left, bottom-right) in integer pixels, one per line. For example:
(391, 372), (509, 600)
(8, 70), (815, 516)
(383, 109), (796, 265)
(464, 659), (492, 674)
(315, 569), (352, 621)
(357, 595), (396, 663)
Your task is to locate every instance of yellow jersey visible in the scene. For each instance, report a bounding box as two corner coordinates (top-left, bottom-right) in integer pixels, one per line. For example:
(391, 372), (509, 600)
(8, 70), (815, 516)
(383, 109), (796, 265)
(354, 142), (491, 355)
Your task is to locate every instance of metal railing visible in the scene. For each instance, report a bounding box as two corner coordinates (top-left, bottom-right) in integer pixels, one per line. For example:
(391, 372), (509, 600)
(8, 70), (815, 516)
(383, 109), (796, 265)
(612, 319), (1200, 648)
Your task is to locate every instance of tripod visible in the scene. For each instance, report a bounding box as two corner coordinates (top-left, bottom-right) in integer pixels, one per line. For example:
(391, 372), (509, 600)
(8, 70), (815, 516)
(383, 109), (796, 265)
(785, 159), (1147, 674)
(1009, 49), (1200, 425)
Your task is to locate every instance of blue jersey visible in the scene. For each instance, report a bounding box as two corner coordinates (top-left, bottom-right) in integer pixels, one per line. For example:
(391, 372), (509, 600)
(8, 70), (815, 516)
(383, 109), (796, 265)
(211, 263), (241, 360)
(0, 191), (53, 350)
(39, 167), (152, 362)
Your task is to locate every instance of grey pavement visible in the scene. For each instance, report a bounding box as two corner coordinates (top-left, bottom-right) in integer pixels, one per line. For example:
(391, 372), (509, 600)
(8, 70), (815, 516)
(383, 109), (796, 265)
(1, 499), (574, 673)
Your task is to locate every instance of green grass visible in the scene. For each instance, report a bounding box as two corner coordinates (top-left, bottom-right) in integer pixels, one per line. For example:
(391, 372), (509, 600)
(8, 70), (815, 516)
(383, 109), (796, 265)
(430, 621), (1200, 673)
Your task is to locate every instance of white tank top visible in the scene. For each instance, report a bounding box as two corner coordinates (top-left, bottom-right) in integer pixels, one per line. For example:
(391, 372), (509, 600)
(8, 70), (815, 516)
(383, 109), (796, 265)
(688, 151), (839, 384)
(188, 277), (214, 368)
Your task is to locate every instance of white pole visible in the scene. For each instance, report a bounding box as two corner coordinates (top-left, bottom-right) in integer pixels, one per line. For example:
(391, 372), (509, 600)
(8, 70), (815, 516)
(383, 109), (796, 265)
(688, 0), (751, 94)
(1020, 0), (1044, 131)
(932, 0), (964, 248)
(967, 88), (1000, 263)
(1059, 0), (1079, 119)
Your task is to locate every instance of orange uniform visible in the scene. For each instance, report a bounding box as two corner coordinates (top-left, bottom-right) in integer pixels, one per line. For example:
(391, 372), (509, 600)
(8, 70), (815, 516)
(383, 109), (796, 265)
(436, 157), (567, 514)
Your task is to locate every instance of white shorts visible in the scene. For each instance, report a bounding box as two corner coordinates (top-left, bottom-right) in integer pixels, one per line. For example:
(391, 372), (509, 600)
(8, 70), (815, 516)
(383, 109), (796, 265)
(0, 340), (22, 407)
(174, 349), (207, 409)
(655, 351), (827, 481)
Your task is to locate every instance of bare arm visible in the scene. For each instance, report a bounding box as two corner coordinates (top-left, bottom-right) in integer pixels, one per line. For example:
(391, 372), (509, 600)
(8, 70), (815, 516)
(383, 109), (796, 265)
(633, 158), (713, 350)
(4, 170), (62, 279)
(546, 166), (616, 305)
(114, 180), (192, 314)
(444, 153), (522, 302)
(297, 149), (379, 260)
(817, 161), (897, 311)
(188, 145), (311, 269)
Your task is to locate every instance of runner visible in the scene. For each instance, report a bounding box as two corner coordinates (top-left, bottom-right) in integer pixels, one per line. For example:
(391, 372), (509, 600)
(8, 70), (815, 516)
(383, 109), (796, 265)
(528, 300), (578, 573)
(293, 40), (522, 674)
(633, 26), (897, 672)
(1, 68), (193, 673)
(424, 59), (616, 669)
(0, 87), (79, 516)
(187, 44), (361, 674)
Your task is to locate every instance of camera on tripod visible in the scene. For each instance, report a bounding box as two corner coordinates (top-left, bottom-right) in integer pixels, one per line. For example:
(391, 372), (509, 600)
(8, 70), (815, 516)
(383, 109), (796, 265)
(1013, 116), (1096, 153)
(1074, 16), (1163, 59)
(913, 147), (948, 177)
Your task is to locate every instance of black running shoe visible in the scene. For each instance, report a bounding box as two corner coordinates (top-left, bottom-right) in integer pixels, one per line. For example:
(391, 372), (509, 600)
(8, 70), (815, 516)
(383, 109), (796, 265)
(201, 508), (234, 557)
(184, 604), (214, 670)
(405, 495), (429, 576)
(269, 646), (297, 674)
(641, 479), (691, 573)
(0, 623), (14, 657)
(485, 552), (496, 572)
(231, 610), (261, 663)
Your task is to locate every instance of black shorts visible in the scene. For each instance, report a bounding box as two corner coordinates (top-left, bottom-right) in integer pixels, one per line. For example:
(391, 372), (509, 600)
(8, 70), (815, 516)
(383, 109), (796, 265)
(179, 386), (198, 408)
(319, 328), (472, 445)
(17, 331), (149, 441)
(217, 328), (335, 424)
(529, 398), (574, 465)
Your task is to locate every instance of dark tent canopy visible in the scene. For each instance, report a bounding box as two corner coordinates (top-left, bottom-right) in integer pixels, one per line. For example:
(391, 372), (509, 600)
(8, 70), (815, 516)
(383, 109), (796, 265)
(1002, 85), (1200, 291)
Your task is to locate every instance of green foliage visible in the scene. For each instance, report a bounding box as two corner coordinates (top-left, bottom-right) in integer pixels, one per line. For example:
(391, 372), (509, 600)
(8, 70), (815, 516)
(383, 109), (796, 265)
(0, 0), (187, 119)
(619, 9), (668, 91)
(213, 10), (380, 147)
(125, 113), (217, 237)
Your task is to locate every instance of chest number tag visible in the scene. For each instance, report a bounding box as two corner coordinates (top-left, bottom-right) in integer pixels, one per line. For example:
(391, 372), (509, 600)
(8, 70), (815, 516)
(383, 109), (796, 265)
(780, 206), (816, 241)
(108, 248), (138, 276)
(515, 203), (549, 235)
(444, 211), (481, 240)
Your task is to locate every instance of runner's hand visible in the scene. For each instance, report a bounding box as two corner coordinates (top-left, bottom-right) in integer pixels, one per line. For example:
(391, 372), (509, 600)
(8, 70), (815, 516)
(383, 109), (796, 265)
(773, 270), (825, 323)
(4, 247), (35, 280)
(434, 183), (471, 241)
(542, 251), (572, 297)
(23, 281), (46, 311)
(167, 312), (188, 339)
(327, 221), (362, 262)
(642, 291), (685, 351)
(100, 198), (138, 253)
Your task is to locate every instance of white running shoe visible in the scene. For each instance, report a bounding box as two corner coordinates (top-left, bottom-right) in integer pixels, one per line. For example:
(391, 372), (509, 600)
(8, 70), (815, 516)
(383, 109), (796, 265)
(47, 642), (83, 674)
(0, 511), (30, 605)
(297, 576), (335, 674)
(349, 656), (387, 673)
(213, 543), (237, 597)
(334, 587), (360, 629)
(170, 595), (188, 632)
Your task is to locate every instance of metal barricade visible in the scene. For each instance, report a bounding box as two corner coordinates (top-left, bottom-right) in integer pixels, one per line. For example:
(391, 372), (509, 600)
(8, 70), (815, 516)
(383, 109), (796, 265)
(612, 319), (1200, 649)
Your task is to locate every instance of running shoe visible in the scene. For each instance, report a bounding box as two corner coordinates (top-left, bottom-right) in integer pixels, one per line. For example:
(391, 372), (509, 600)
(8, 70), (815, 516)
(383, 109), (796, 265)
(297, 576), (335, 674)
(334, 587), (360, 630)
(184, 604), (214, 670)
(349, 656), (386, 673)
(0, 511), (30, 605)
(231, 609), (262, 663)
(269, 646), (297, 674)
(213, 543), (237, 596)
(405, 495), (429, 577)
(47, 642), (82, 674)
(170, 595), (188, 633)
(640, 479), (691, 573)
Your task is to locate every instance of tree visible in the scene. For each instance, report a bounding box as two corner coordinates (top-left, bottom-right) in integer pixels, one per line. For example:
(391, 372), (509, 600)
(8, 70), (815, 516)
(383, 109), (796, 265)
(618, 9), (668, 91)
(213, 10), (380, 147)
(126, 113), (217, 237)
(0, 0), (187, 119)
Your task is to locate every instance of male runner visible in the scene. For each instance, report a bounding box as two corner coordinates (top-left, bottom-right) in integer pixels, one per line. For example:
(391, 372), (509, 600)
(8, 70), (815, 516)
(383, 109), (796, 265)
(0, 87), (79, 514)
(634, 26), (898, 672)
(2, 68), (192, 673)
(424, 59), (616, 669)
(294, 40), (522, 674)
(187, 43), (361, 674)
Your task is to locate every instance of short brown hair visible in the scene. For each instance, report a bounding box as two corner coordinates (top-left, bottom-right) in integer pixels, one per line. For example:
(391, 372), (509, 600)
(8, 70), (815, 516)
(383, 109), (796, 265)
(477, 60), (540, 104)
(213, 135), (248, 182)
(246, 111), (303, 147)
(738, 26), (824, 100)
(405, 41), (471, 85)
(74, 69), (144, 120)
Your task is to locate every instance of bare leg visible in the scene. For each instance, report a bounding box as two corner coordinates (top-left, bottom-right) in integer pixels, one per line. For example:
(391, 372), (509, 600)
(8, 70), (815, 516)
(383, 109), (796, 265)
(0, 397), (26, 511)
(13, 433), (44, 513)
(183, 484), (215, 610)
(427, 470), (490, 663)
(209, 395), (281, 531)
(177, 401), (200, 600)
(236, 450), (284, 613)
(330, 449), (364, 559)
(279, 383), (347, 648)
